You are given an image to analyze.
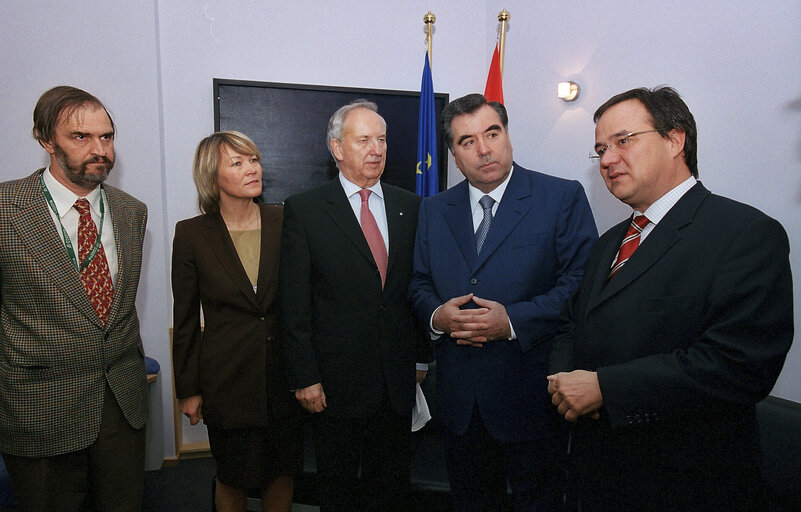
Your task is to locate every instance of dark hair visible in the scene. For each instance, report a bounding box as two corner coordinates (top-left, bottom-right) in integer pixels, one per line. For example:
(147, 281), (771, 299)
(32, 86), (114, 146)
(441, 93), (508, 151)
(594, 86), (698, 178)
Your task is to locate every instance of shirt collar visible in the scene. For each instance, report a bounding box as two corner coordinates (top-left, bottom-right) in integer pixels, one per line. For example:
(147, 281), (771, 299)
(639, 175), (697, 224)
(43, 167), (103, 219)
(338, 172), (384, 200)
(468, 165), (514, 211)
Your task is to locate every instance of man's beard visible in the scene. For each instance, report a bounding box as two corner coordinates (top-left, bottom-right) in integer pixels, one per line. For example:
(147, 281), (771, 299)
(54, 144), (114, 190)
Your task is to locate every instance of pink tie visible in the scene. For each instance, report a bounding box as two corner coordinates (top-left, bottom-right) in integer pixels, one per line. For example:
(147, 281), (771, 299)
(358, 189), (388, 287)
(608, 214), (650, 281)
(74, 198), (114, 324)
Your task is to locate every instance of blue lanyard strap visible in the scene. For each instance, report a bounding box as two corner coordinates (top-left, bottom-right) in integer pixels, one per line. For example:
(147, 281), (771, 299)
(39, 172), (106, 273)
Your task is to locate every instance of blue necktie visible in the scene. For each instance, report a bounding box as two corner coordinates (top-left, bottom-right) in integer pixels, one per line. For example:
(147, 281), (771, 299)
(475, 195), (495, 254)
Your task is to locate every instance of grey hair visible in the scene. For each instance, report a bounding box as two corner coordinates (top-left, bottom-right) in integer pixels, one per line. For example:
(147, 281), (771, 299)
(326, 99), (385, 161)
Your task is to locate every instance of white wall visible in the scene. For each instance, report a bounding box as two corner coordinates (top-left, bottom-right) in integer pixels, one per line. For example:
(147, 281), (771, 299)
(0, 0), (172, 465)
(1, 0), (799, 463)
(493, 0), (801, 399)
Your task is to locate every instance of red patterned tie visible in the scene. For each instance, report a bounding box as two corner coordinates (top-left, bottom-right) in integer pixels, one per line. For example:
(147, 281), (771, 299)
(608, 214), (650, 281)
(74, 198), (114, 325)
(358, 189), (388, 287)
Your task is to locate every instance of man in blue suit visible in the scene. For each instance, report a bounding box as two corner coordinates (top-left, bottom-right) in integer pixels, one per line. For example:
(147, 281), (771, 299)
(409, 93), (598, 511)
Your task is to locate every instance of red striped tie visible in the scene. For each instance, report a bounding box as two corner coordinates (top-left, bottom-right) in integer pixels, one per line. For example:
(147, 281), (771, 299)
(608, 214), (650, 281)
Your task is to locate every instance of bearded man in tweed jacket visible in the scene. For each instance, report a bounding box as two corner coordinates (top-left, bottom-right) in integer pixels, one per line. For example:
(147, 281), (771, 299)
(0, 86), (148, 511)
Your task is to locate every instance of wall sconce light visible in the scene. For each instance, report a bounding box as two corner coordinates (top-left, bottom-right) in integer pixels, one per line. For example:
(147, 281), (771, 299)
(557, 81), (580, 102)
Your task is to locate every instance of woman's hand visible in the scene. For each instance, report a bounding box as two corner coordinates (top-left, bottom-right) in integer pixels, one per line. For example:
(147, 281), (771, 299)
(179, 395), (204, 425)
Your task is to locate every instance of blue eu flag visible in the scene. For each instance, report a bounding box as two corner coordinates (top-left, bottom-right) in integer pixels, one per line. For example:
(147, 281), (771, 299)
(415, 51), (438, 197)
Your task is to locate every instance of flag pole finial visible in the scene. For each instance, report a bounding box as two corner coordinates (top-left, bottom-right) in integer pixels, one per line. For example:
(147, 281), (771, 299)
(497, 9), (510, 76)
(424, 11), (436, 67)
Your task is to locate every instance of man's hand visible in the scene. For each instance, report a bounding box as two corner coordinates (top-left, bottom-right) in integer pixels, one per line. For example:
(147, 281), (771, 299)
(452, 296), (512, 346)
(547, 371), (603, 422)
(179, 395), (203, 425)
(295, 382), (327, 413)
(432, 294), (478, 335)
(434, 294), (511, 347)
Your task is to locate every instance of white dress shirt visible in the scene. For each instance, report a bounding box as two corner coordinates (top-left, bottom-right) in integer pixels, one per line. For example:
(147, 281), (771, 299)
(467, 166), (514, 231)
(339, 173), (389, 254)
(637, 176), (697, 243)
(42, 168), (119, 286)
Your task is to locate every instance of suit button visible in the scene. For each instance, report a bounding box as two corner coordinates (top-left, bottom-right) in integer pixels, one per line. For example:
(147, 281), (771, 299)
(267, 336), (274, 342)
(470, 278), (477, 285)
(260, 317), (265, 321)
(379, 305), (387, 312)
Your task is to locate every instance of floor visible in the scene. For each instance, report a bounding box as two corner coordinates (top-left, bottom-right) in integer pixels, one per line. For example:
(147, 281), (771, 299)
(143, 456), (453, 511)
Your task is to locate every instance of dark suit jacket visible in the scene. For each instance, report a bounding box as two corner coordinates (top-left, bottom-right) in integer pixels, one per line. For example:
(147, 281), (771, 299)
(172, 204), (296, 429)
(408, 164), (598, 442)
(0, 169), (148, 457)
(280, 179), (430, 418)
(549, 182), (794, 509)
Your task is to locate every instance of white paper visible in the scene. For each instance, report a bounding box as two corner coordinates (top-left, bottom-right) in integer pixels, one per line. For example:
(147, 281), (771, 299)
(411, 382), (431, 432)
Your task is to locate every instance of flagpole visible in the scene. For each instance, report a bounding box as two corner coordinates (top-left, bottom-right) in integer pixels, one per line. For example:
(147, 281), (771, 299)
(497, 9), (510, 76)
(424, 11), (436, 66)
(417, 11), (439, 197)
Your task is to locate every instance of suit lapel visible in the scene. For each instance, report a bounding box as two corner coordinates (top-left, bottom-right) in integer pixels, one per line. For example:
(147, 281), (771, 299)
(383, 187), (404, 278)
(589, 182), (709, 311)
(585, 220), (628, 312)
(104, 185), (132, 327)
(472, 165), (532, 271)
(324, 180), (376, 267)
(11, 170), (100, 326)
(443, 181), (478, 269)
(255, 204), (280, 306)
(201, 212), (262, 309)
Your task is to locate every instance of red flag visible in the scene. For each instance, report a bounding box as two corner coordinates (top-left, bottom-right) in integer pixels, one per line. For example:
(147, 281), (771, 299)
(484, 43), (504, 104)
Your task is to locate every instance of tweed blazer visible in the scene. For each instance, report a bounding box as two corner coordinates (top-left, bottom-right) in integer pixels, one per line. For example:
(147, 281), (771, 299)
(172, 204), (298, 429)
(0, 169), (148, 457)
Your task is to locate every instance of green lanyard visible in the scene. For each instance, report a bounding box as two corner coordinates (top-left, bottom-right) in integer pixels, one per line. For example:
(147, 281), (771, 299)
(39, 172), (106, 273)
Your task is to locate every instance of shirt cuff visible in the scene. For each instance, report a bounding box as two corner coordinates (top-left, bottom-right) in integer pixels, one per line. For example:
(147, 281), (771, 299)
(429, 305), (445, 339)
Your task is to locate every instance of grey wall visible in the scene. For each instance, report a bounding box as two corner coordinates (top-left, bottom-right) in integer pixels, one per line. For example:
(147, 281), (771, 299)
(1, 0), (799, 463)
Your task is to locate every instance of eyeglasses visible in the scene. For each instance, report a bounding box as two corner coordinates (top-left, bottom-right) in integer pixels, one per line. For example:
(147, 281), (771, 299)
(589, 130), (659, 160)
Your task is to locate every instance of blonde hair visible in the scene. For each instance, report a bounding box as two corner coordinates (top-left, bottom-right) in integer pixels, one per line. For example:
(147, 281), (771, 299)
(192, 131), (261, 214)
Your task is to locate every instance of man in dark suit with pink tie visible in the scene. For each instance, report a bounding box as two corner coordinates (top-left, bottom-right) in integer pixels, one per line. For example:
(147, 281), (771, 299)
(280, 100), (431, 512)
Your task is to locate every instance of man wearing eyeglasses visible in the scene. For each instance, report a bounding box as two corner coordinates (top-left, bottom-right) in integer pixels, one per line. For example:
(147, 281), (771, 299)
(548, 87), (793, 511)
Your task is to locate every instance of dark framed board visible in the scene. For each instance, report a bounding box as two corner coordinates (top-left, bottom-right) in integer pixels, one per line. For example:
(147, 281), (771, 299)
(213, 78), (449, 204)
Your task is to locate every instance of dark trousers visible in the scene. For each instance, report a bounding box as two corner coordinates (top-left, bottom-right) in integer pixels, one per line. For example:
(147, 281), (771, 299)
(312, 403), (412, 512)
(570, 419), (767, 512)
(444, 405), (563, 512)
(3, 384), (146, 512)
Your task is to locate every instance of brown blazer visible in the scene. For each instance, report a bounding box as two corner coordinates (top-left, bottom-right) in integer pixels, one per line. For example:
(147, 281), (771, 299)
(0, 169), (148, 457)
(172, 203), (296, 429)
